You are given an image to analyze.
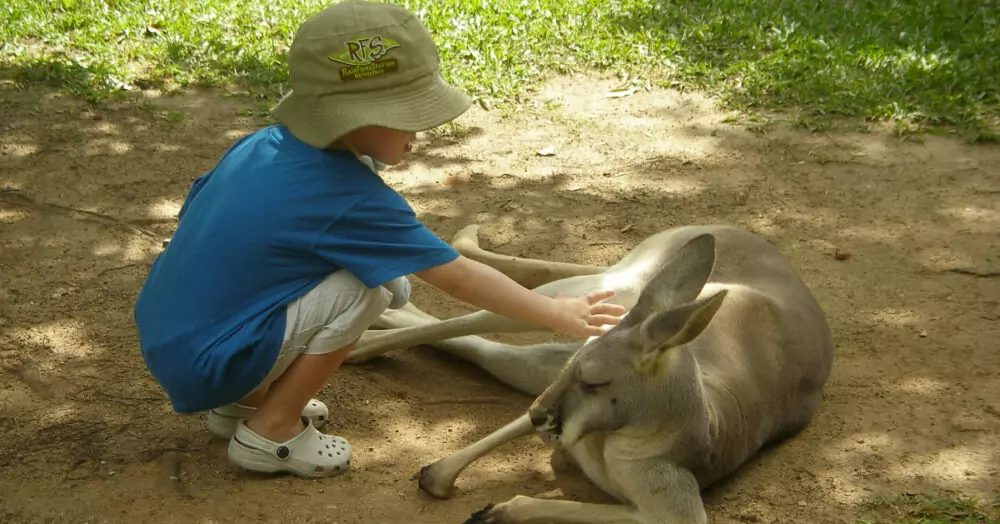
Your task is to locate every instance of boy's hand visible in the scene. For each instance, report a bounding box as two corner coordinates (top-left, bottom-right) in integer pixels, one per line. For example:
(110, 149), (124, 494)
(548, 290), (627, 338)
(416, 256), (627, 338)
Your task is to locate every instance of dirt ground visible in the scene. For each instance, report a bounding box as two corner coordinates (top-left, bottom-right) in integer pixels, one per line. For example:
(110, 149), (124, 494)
(1, 73), (998, 524)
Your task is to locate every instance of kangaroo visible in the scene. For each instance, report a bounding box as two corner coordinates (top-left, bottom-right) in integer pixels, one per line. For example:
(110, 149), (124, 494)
(347, 224), (835, 523)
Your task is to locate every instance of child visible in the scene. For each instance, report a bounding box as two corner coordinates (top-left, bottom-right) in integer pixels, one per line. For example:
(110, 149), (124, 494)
(133, 0), (625, 479)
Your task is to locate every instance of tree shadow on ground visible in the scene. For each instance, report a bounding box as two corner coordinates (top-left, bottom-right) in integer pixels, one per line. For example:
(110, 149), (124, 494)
(608, 0), (1000, 135)
(1, 77), (998, 523)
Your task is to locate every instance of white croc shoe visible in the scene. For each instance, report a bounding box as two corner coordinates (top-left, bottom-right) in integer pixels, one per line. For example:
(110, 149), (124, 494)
(227, 416), (352, 478)
(207, 399), (329, 439)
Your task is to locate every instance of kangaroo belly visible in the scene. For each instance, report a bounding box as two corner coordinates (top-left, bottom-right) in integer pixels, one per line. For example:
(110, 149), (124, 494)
(562, 436), (630, 502)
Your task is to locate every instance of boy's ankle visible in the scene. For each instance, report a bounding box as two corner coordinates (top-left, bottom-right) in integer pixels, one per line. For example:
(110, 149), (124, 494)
(244, 414), (307, 443)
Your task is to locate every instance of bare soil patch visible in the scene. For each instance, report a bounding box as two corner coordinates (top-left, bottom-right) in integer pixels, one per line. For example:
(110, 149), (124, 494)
(1, 74), (998, 523)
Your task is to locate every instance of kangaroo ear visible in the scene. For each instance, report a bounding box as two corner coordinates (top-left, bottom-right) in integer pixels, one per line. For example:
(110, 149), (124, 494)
(634, 289), (728, 374)
(628, 234), (716, 322)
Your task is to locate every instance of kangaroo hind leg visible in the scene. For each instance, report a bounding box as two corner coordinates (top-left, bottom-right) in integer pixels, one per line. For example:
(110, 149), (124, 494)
(451, 225), (606, 288)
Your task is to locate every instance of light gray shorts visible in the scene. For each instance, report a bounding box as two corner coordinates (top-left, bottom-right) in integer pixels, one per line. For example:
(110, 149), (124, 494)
(253, 270), (408, 389)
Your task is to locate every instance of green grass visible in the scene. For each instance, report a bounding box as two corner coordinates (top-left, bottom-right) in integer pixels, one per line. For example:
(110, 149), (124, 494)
(1, 0), (998, 140)
(857, 493), (1000, 524)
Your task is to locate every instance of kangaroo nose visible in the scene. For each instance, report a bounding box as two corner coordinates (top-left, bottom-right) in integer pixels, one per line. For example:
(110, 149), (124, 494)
(529, 408), (548, 428)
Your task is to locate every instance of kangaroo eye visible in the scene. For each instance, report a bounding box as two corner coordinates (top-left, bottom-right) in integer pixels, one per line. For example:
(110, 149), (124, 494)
(580, 381), (610, 393)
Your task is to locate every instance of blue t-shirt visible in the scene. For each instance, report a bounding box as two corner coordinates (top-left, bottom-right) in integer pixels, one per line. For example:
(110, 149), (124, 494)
(133, 125), (459, 414)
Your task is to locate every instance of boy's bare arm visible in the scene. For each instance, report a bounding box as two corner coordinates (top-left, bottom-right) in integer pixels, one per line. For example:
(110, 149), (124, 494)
(413, 255), (624, 338)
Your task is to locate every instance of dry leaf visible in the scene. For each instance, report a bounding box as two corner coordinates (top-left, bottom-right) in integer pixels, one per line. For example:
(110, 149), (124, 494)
(605, 88), (638, 99)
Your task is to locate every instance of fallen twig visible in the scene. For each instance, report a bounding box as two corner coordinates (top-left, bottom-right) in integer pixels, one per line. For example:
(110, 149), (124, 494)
(97, 262), (148, 277)
(943, 268), (1000, 278)
(67, 390), (167, 406)
(419, 396), (520, 406)
(141, 446), (202, 462)
(0, 188), (159, 240)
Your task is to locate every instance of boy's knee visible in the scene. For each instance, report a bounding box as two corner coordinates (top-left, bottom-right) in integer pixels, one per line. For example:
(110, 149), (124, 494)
(283, 270), (392, 355)
(382, 276), (411, 309)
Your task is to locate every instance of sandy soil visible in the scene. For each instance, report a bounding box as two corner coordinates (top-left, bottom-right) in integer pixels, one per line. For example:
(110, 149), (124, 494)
(1, 73), (998, 524)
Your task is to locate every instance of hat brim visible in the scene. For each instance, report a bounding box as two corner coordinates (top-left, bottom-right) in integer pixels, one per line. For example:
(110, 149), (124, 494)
(271, 72), (472, 149)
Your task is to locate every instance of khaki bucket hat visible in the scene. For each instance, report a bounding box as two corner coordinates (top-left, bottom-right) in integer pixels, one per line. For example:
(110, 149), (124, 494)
(272, 0), (472, 149)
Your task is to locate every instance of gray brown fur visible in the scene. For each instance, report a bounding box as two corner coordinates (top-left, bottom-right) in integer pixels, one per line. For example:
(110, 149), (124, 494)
(348, 224), (835, 524)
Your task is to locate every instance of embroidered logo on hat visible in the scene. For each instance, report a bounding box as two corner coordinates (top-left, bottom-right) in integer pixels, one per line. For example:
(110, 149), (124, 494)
(328, 35), (402, 82)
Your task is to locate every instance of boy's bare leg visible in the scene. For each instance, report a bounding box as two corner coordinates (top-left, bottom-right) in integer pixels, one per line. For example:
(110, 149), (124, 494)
(245, 342), (355, 443)
(236, 384), (270, 408)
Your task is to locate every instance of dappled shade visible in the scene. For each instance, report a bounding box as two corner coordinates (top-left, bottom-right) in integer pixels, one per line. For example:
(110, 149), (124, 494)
(1, 74), (998, 522)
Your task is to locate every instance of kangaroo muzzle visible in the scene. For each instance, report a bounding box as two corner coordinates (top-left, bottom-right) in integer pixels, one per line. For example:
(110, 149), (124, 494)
(528, 403), (562, 437)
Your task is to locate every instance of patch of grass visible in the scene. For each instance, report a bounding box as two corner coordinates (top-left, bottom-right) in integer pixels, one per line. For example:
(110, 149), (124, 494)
(1, 0), (997, 139)
(857, 492), (1000, 524)
(616, 0), (1000, 141)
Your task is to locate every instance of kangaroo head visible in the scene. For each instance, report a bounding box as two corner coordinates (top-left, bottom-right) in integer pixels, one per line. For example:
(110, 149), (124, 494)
(528, 233), (726, 447)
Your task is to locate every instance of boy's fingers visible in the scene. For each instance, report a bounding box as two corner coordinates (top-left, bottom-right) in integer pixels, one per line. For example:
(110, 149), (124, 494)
(587, 314), (622, 327)
(585, 290), (616, 303)
(591, 303), (626, 315)
(583, 323), (616, 336)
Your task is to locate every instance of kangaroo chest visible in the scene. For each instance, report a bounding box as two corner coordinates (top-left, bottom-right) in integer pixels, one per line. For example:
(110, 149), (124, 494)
(561, 435), (630, 502)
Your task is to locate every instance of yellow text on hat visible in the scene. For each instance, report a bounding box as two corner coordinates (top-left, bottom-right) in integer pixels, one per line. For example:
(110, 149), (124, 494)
(328, 36), (400, 66)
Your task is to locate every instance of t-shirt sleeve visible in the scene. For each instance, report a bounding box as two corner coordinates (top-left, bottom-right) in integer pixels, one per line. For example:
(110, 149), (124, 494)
(177, 173), (211, 221)
(179, 132), (258, 221)
(312, 186), (460, 289)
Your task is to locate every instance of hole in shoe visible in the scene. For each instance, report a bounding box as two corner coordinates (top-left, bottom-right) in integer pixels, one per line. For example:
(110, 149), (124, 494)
(230, 421), (349, 478)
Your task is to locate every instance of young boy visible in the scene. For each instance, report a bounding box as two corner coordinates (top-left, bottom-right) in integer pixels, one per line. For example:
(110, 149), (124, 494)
(133, 0), (625, 479)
